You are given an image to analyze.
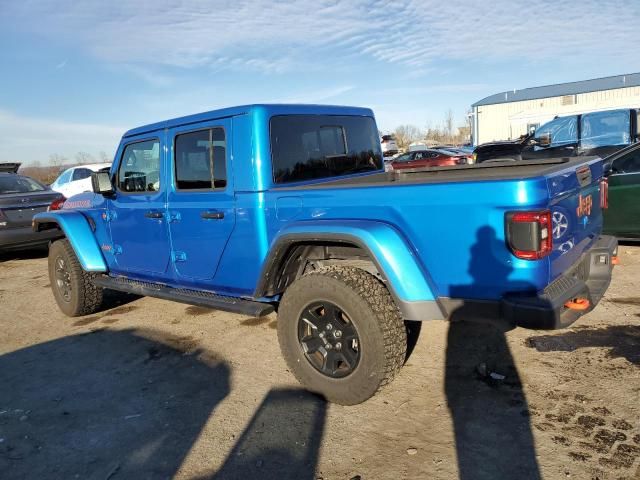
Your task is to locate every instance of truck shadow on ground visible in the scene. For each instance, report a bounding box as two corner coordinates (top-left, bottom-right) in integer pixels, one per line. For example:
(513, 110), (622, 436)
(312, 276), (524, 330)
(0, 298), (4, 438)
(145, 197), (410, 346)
(0, 246), (49, 263)
(527, 325), (640, 365)
(0, 328), (326, 479)
(445, 226), (542, 480)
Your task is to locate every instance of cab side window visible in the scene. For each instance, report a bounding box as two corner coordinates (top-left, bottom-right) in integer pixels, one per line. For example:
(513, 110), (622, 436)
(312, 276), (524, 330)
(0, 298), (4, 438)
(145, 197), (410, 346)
(117, 139), (161, 193)
(72, 168), (92, 181)
(580, 111), (630, 149)
(174, 127), (227, 190)
(613, 149), (640, 174)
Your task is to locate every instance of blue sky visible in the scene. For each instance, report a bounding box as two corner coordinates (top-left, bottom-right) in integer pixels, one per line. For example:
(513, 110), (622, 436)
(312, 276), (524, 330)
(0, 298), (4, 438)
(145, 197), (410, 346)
(0, 0), (638, 164)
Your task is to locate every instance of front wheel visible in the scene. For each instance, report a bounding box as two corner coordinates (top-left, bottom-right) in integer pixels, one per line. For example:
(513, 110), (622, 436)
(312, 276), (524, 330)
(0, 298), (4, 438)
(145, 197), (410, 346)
(277, 266), (407, 405)
(48, 239), (103, 317)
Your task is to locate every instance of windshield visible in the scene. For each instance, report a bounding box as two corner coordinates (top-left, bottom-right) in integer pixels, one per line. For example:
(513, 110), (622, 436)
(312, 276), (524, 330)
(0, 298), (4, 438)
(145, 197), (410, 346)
(535, 116), (578, 147)
(437, 149), (461, 156)
(393, 153), (413, 163)
(0, 175), (47, 194)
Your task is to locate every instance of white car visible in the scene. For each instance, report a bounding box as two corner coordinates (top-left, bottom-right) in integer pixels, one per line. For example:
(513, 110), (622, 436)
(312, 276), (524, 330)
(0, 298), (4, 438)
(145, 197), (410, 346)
(50, 163), (112, 198)
(381, 135), (398, 157)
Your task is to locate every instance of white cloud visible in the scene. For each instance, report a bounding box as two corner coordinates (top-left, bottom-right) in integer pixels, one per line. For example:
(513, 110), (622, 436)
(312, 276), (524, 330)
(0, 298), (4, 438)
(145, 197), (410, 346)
(277, 85), (356, 104)
(3, 0), (638, 73)
(0, 110), (124, 164)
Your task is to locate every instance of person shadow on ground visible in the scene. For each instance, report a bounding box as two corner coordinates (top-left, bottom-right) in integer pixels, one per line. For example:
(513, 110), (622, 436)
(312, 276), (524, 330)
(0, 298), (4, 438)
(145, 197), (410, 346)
(445, 226), (542, 480)
(202, 389), (326, 480)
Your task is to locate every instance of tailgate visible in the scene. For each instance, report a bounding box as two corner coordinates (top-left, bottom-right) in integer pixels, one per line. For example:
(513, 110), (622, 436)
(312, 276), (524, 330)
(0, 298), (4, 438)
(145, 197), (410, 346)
(547, 157), (606, 282)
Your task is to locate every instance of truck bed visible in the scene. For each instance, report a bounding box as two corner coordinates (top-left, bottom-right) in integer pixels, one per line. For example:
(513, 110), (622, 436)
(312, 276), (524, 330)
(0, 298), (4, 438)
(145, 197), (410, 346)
(275, 157), (599, 190)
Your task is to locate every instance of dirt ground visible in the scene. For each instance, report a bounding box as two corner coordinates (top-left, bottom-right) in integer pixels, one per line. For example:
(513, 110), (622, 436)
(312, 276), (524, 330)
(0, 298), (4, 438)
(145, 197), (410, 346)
(0, 246), (638, 480)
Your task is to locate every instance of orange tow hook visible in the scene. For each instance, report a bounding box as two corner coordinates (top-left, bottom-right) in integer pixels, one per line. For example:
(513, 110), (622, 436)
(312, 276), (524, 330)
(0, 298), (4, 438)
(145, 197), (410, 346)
(611, 256), (620, 265)
(564, 298), (590, 311)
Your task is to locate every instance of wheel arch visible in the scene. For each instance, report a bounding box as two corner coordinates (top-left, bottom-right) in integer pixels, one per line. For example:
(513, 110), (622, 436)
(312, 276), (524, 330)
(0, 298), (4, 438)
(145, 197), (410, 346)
(255, 221), (445, 321)
(33, 211), (107, 272)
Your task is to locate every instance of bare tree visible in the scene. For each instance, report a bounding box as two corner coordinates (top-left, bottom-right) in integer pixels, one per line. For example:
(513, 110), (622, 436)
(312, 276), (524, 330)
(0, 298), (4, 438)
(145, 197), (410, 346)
(75, 151), (95, 165)
(49, 153), (67, 169)
(444, 109), (455, 144)
(394, 124), (422, 151)
(425, 122), (446, 144)
(98, 151), (111, 163)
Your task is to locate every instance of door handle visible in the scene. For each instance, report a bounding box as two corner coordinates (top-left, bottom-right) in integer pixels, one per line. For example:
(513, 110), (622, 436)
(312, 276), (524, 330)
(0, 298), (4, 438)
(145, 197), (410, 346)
(200, 210), (224, 220)
(144, 211), (164, 219)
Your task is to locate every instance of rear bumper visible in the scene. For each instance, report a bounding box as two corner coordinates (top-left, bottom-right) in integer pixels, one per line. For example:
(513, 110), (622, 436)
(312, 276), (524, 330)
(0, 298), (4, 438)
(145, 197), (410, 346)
(503, 235), (617, 329)
(0, 226), (63, 251)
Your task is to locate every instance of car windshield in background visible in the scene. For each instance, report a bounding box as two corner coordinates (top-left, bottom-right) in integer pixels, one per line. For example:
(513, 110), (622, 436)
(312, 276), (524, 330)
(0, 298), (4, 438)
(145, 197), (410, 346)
(535, 116), (578, 147)
(0, 175), (47, 194)
(393, 153), (413, 163)
(271, 115), (383, 184)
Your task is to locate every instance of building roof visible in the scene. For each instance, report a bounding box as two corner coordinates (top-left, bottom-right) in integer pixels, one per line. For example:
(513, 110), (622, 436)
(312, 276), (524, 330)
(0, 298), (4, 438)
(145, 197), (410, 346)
(472, 73), (640, 107)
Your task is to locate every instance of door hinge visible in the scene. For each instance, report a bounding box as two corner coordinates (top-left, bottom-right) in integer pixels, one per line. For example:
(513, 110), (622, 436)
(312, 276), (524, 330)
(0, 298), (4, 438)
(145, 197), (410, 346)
(167, 211), (181, 223)
(172, 251), (187, 262)
(101, 211), (117, 222)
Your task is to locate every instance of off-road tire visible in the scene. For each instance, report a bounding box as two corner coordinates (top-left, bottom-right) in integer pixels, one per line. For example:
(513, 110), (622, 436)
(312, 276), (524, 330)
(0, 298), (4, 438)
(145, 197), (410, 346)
(277, 265), (407, 405)
(48, 239), (103, 317)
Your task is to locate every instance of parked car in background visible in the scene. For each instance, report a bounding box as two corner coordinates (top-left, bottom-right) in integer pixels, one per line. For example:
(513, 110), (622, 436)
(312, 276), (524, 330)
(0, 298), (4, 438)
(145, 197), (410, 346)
(389, 149), (469, 171)
(0, 163), (22, 173)
(0, 164), (63, 251)
(51, 163), (112, 198)
(474, 108), (639, 162)
(381, 135), (398, 157)
(432, 146), (474, 164)
(603, 142), (640, 239)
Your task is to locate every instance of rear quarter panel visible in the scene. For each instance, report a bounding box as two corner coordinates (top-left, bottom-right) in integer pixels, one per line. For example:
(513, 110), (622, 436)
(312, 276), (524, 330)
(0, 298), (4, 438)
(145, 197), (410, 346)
(215, 177), (552, 301)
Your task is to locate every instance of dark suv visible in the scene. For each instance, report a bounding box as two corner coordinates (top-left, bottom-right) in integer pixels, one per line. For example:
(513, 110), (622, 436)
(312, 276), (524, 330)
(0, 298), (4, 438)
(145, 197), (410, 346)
(0, 163), (63, 252)
(474, 108), (639, 162)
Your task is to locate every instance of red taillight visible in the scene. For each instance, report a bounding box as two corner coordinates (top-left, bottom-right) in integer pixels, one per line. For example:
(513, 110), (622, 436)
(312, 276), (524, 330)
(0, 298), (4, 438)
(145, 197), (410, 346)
(48, 196), (66, 211)
(600, 178), (608, 209)
(506, 210), (552, 260)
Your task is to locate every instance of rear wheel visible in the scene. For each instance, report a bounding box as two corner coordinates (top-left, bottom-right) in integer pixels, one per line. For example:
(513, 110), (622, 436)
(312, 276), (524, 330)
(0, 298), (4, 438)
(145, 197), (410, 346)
(48, 239), (103, 317)
(277, 266), (406, 405)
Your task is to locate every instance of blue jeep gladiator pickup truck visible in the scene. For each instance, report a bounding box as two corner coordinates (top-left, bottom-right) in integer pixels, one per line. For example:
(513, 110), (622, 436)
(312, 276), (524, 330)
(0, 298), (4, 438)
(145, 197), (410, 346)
(34, 104), (617, 405)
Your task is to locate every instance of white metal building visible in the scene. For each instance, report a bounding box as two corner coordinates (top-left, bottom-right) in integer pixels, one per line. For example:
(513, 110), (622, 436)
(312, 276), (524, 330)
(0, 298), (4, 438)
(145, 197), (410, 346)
(471, 73), (640, 145)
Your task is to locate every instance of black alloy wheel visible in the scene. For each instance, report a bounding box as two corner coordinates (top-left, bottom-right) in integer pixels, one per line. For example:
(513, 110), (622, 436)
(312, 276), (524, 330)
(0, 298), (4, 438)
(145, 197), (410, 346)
(297, 301), (360, 378)
(54, 255), (72, 302)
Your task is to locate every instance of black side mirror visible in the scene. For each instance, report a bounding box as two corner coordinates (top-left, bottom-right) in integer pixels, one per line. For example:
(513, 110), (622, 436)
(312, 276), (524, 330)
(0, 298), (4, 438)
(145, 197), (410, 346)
(536, 132), (551, 147)
(91, 171), (115, 196)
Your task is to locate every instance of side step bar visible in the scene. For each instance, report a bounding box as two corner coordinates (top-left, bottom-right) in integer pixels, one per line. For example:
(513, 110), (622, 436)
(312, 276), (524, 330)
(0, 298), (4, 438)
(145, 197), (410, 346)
(93, 275), (275, 317)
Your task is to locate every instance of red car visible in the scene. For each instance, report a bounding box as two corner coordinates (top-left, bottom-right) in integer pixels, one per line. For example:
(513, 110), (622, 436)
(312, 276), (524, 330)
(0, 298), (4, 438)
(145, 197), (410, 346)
(389, 149), (468, 171)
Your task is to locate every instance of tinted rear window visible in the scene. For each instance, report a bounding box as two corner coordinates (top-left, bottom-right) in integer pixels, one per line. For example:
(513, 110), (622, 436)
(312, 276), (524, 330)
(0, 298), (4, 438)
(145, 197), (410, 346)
(271, 115), (382, 184)
(0, 175), (46, 194)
